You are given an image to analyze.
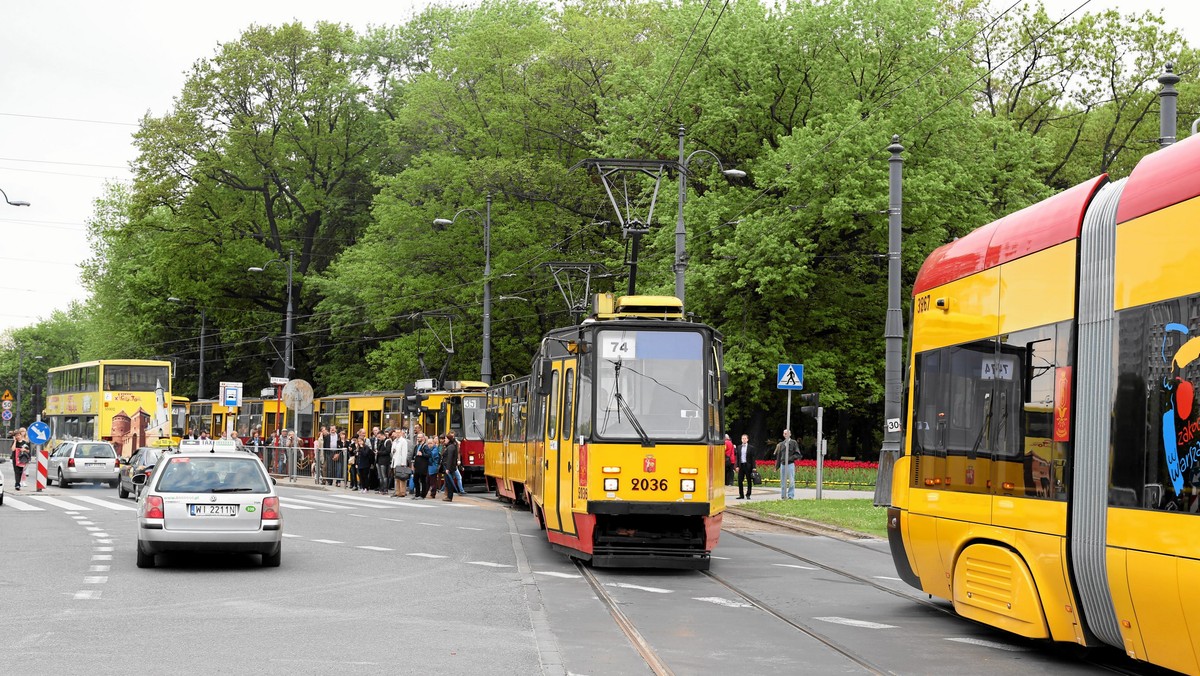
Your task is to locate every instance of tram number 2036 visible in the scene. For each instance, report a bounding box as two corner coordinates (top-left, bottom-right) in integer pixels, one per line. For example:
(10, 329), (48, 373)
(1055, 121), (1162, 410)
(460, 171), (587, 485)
(631, 478), (668, 491)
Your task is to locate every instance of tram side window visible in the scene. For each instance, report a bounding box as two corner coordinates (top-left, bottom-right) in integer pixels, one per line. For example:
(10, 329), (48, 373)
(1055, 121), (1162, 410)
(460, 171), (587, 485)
(911, 351), (943, 455)
(1115, 296), (1200, 513)
(999, 321), (1072, 500)
(546, 370), (559, 440)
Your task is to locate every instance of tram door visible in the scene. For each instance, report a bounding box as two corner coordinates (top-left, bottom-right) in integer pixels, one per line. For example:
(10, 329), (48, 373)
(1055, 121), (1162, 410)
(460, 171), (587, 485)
(541, 360), (577, 534)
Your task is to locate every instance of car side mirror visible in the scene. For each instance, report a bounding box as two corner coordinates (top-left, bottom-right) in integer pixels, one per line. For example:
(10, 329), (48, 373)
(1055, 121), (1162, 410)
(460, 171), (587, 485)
(131, 474), (146, 485)
(271, 477), (277, 485)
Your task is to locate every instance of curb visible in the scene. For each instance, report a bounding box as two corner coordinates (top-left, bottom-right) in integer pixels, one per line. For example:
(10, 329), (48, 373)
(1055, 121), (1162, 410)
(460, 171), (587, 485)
(725, 506), (881, 542)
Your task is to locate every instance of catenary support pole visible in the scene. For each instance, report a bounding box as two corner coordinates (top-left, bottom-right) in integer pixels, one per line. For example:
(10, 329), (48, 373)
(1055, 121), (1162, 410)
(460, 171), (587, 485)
(875, 135), (904, 507)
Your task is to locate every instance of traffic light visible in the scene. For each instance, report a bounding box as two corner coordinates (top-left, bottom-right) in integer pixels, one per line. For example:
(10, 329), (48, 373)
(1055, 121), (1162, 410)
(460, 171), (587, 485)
(799, 392), (820, 417)
(402, 384), (428, 414)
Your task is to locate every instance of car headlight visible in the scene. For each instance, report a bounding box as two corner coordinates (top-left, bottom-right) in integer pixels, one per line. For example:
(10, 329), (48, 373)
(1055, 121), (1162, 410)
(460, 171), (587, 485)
(603, 478), (619, 491)
(681, 479), (695, 493)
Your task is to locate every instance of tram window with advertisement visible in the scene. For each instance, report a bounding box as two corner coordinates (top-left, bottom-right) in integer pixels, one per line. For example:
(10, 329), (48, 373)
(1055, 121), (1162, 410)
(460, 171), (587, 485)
(593, 329), (706, 442)
(1114, 294), (1200, 513)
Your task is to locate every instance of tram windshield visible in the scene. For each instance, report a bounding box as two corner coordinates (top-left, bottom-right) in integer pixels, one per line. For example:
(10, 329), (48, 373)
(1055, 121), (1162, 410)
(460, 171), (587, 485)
(461, 396), (486, 441)
(594, 329), (706, 441)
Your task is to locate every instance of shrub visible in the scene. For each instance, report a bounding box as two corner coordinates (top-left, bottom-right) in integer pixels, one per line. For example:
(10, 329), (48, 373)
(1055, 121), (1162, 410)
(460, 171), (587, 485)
(754, 459), (878, 489)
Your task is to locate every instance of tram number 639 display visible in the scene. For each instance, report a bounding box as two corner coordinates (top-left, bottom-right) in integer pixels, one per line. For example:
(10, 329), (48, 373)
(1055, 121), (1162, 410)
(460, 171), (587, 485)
(631, 478), (668, 491)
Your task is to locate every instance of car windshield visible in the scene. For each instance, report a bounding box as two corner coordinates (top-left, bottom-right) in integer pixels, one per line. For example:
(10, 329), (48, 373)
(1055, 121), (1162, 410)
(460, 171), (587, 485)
(155, 457), (270, 493)
(77, 443), (115, 458)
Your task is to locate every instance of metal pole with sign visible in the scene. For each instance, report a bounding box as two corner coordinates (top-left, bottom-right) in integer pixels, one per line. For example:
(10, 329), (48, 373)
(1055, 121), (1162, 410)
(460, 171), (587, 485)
(776, 362), (804, 432)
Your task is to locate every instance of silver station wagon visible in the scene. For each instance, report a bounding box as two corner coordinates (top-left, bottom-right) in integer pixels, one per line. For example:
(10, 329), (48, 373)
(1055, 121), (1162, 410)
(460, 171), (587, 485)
(134, 445), (282, 568)
(48, 440), (120, 488)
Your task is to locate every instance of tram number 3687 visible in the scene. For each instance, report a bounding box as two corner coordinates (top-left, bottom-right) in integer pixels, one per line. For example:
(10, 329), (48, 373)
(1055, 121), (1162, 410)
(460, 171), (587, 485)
(631, 478), (668, 491)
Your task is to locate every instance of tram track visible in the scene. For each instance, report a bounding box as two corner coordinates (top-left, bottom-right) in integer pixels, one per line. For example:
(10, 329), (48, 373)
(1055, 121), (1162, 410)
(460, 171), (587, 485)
(574, 560), (675, 676)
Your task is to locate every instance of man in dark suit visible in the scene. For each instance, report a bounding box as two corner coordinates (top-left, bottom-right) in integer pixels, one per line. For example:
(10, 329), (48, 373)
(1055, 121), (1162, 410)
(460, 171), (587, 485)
(736, 433), (757, 499)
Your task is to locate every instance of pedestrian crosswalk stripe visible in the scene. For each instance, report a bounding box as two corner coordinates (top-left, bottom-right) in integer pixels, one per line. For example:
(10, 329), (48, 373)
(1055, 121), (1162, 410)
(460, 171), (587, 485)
(28, 496), (92, 511)
(277, 496), (353, 510)
(277, 499), (314, 510)
(3, 497), (44, 511)
(311, 539), (343, 544)
(467, 561), (512, 568)
(68, 495), (137, 511)
(357, 546), (393, 552)
(406, 552), (447, 559)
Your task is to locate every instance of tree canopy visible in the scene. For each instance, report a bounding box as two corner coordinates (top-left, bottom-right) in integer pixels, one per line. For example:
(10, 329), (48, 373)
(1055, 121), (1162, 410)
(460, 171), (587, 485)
(9, 0), (1197, 455)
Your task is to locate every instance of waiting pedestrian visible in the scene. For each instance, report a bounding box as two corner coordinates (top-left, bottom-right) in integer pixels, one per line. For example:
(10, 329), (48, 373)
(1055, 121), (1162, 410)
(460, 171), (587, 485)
(11, 428), (31, 491)
(441, 432), (461, 502)
(735, 433), (758, 499)
(320, 426), (339, 486)
(426, 435), (442, 499)
(391, 428), (410, 497)
(774, 428), (801, 500)
(335, 429), (348, 487)
(347, 431), (360, 490)
(374, 430), (392, 495)
(411, 433), (431, 499)
(354, 429), (373, 493)
(723, 433), (736, 486)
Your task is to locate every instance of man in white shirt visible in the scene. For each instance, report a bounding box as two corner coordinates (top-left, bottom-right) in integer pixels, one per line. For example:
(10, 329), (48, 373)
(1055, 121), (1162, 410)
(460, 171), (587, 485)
(391, 427), (411, 498)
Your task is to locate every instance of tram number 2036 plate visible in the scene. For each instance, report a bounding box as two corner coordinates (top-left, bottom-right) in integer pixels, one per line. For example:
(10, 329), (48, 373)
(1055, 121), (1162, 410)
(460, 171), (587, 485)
(630, 478), (668, 491)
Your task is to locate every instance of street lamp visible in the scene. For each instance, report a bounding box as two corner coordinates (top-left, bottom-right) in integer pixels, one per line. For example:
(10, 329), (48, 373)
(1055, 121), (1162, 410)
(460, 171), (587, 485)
(0, 187), (31, 207)
(675, 125), (745, 308)
(434, 194), (492, 385)
(168, 297), (206, 399)
(248, 251), (294, 378)
(15, 348), (43, 428)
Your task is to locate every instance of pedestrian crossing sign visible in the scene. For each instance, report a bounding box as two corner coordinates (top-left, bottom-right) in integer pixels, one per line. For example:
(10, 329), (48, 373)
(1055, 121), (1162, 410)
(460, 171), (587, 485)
(777, 363), (804, 390)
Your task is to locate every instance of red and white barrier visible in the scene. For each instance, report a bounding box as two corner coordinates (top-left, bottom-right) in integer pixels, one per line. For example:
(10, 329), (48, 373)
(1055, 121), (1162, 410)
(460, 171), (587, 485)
(36, 449), (47, 492)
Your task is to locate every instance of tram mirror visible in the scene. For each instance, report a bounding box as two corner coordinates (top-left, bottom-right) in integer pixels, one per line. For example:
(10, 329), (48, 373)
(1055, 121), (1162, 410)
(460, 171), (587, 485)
(566, 340), (589, 354)
(538, 362), (553, 395)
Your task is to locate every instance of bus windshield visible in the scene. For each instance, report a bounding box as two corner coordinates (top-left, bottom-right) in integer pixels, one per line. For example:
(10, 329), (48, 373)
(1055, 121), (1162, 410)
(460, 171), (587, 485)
(594, 329), (706, 441)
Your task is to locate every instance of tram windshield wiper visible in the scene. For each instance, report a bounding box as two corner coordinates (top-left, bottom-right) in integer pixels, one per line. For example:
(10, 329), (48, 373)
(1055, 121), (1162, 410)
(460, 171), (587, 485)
(603, 359), (654, 447)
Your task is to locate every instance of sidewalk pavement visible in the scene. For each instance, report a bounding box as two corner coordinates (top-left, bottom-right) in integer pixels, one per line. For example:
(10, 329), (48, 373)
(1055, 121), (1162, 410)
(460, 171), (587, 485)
(722, 483), (874, 503)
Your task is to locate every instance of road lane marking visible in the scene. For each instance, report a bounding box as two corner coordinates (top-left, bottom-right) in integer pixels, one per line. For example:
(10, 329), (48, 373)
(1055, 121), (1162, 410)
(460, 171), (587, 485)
(65, 511), (80, 515)
(945, 638), (1031, 652)
(534, 571), (582, 579)
(604, 583), (672, 594)
(773, 563), (817, 570)
(874, 576), (902, 581)
(90, 532), (110, 538)
(383, 518), (404, 523)
(74, 590), (101, 600)
(406, 553), (447, 559)
(306, 494), (402, 508)
(418, 522), (442, 527)
(78, 521), (96, 526)
(693, 597), (753, 608)
(85, 527), (102, 532)
(26, 496), (90, 510)
(94, 548), (114, 553)
(467, 561), (512, 568)
(357, 546), (394, 552)
(311, 539), (343, 544)
(282, 534), (303, 538)
(277, 500), (314, 510)
(710, 556), (731, 560)
(814, 617), (897, 629)
(95, 539), (113, 544)
(89, 565), (110, 573)
(91, 555), (112, 561)
(83, 576), (108, 584)
(68, 495), (137, 511)
(348, 514), (367, 518)
(456, 526), (483, 531)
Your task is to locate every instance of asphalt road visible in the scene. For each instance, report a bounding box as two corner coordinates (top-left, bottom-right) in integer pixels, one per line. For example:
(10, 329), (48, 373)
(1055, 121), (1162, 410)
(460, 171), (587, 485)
(0, 467), (1161, 676)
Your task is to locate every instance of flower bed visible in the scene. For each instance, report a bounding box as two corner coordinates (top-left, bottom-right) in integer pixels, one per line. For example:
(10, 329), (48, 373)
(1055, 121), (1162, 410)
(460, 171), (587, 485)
(753, 459), (878, 490)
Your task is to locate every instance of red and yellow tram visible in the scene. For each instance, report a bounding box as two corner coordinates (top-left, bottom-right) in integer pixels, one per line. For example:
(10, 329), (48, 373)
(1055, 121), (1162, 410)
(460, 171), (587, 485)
(486, 294), (726, 569)
(886, 133), (1200, 674)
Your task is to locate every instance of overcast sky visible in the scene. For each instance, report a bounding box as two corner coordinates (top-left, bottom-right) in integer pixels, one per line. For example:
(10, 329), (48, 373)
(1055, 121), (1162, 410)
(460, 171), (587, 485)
(0, 0), (1196, 335)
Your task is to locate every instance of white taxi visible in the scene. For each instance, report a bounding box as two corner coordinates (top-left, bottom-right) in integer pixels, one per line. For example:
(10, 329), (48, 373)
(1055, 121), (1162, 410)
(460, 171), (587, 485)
(133, 442), (282, 568)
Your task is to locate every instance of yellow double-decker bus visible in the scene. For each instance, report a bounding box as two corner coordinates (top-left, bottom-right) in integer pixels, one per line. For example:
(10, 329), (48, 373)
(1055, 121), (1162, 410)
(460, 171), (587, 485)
(43, 359), (173, 456)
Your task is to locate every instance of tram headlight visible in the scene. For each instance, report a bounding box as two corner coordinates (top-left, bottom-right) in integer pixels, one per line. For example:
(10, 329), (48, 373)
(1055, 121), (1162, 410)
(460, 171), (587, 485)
(680, 479), (695, 493)
(603, 478), (619, 491)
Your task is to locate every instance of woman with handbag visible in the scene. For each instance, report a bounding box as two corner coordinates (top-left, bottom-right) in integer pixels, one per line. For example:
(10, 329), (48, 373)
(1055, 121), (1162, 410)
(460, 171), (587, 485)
(391, 429), (411, 498)
(11, 428), (31, 491)
(410, 434), (430, 499)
